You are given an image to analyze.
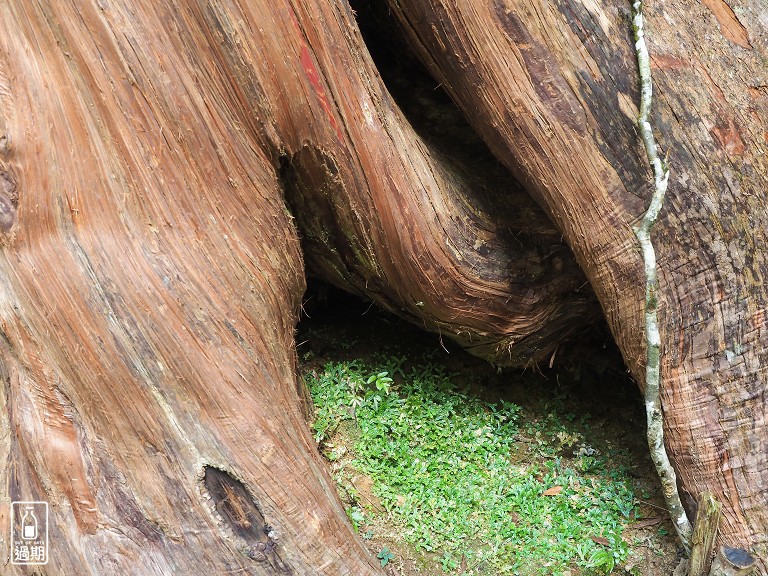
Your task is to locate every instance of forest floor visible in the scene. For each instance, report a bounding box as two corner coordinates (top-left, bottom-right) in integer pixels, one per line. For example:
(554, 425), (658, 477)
(296, 285), (681, 575)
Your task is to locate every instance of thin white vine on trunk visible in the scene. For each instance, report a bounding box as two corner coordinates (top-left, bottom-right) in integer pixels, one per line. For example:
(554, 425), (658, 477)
(631, 0), (693, 553)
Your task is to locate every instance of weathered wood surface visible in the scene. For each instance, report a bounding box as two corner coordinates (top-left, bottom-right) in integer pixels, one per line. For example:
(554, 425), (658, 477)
(383, 0), (768, 569)
(274, 3), (599, 367)
(1, 0), (767, 573)
(690, 492), (723, 576)
(0, 1), (383, 573)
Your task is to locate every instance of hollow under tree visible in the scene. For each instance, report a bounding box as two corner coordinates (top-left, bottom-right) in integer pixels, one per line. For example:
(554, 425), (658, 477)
(0, 0), (765, 574)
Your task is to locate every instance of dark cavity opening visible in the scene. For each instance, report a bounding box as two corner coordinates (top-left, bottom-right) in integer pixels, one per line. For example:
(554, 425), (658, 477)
(203, 466), (292, 572)
(350, 0), (512, 180)
(299, 278), (634, 405)
(204, 466), (267, 540)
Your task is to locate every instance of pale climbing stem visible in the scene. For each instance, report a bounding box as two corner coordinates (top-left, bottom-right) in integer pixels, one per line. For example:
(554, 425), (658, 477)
(631, 0), (693, 553)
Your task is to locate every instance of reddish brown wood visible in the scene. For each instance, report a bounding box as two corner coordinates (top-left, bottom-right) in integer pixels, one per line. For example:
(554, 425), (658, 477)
(0, 1), (380, 573)
(383, 0), (768, 569)
(1, 0), (766, 573)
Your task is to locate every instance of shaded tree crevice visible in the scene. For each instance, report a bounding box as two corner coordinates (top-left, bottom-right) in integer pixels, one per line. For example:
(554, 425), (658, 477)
(281, 0), (605, 367)
(202, 466), (292, 572)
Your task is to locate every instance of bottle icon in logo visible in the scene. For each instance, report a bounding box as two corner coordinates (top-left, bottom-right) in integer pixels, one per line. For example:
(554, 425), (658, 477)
(21, 506), (37, 540)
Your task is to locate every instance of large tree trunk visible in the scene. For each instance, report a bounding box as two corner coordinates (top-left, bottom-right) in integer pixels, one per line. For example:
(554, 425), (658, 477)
(0, 1), (380, 573)
(377, 0), (768, 568)
(0, 0), (765, 574)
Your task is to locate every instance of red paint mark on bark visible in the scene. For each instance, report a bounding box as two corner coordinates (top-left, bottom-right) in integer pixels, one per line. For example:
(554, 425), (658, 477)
(300, 46), (343, 142)
(701, 0), (752, 49)
(286, 6), (344, 141)
(697, 64), (746, 156)
(650, 53), (689, 70)
(710, 116), (745, 156)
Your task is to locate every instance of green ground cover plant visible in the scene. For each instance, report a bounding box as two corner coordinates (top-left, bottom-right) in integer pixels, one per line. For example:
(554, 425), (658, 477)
(306, 357), (641, 575)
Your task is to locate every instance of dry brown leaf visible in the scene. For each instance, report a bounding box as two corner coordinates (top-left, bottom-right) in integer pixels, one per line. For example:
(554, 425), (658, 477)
(542, 485), (563, 496)
(630, 517), (663, 529)
(590, 535), (611, 546)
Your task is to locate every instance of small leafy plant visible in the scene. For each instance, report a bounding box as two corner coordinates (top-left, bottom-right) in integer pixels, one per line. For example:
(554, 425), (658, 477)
(378, 546), (395, 567)
(307, 359), (637, 575)
(367, 371), (393, 394)
(347, 506), (365, 532)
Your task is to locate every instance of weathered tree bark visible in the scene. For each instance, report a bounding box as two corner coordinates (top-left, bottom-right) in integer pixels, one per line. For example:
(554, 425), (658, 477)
(0, 0), (598, 573)
(378, 0), (768, 569)
(0, 1), (382, 573)
(689, 493), (723, 576)
(273, 6), (599, 367)
(1, 0), (766, 574)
